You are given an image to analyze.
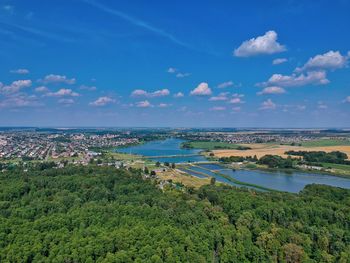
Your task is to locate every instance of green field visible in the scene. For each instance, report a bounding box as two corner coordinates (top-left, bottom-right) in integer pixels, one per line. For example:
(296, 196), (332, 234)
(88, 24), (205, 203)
(182, 141), (250, 150)
(300, 139), (350, 147)
(320, 162), (350, 176)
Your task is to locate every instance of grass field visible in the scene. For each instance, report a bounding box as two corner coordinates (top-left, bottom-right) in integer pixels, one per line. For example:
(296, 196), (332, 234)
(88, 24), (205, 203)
(300, 139), (350, 147)
(319, 162), (350, 176)
(157, 169), (211, 188)
(104, 152), (142, 161)
(183, 141), (249, 151)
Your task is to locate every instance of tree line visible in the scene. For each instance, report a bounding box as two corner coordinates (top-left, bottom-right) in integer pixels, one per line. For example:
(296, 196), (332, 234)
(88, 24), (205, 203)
(0, 165), (349, 262)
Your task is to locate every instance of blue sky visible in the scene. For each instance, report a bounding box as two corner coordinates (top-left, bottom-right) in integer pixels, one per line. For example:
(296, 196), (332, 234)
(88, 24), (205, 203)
(0, 0), (350, 127)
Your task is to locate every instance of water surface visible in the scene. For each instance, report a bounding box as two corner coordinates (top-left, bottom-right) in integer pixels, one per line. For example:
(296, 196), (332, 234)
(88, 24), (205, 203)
(118, 138), (206, 163)
(118, 138), (350, 193)
(197, 165), (350, 193)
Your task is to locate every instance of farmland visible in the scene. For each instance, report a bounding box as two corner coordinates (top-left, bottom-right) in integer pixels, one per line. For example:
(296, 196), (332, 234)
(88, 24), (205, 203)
(213, 143), (350, 159)
(182, 141), (250, 150)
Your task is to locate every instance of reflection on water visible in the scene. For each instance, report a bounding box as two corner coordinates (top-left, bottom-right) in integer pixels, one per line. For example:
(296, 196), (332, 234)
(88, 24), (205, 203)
(117, 138), (206, 163)
(196, 164), (350, 193)
(118, 138), (350, 193)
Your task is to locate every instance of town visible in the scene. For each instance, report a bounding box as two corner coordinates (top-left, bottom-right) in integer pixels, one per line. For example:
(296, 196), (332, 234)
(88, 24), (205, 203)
(0, 130), (139, 161)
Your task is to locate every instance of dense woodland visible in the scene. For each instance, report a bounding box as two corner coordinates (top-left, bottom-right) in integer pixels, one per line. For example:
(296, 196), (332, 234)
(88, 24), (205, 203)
(1, 165), (350, 262)
(285, 151), (349, 165)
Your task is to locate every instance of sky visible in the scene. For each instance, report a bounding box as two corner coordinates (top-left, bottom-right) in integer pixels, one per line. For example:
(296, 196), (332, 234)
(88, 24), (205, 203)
(0, 0), (350, 128)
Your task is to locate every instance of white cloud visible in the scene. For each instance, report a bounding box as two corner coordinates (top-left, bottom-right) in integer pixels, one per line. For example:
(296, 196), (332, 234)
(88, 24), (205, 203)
(131, 88), (170, 98)
(344, 96), (350, 103)
(173, 92), (184, 98)
(40, 74), (76, 84)
(10, 68), (29, 74)
(317, 101), (328, 109)
(234, 30), (286, 57)
(131, 89), (148, 97)
(152, 89), (170, 97)
(0, 94), (40, 108)
(232, 106), (241, 112)
(297, 105), (306, 111)
(272, 58), (288, 65)
(1, 80), (32, 93)
(217, 81), (234, 89)
(80, 85), (97, 91)
(3, 5), (14, 14)
(167, 67), (177, 73)
(229, 97), (244, 104)
(89, 96), (115, 106)
(178, 106), (187, 112)
(190, 82), (212, 96)
(167, 67), (190, 78)
(259, 71), (329, 88)
(136, 100), (152, 108)
(209, 92), (229, 101)
(210, 106), (226, 111)
(232, 93), (244, 98)
(176, 72), (191, 78)
(257, 86), (286, 95)
(35, 86), (49, 92)
(46, 88), (79, 97)
(158, 103), (171, 108)
(260, 99), (276, 110)
(58, 98), (75, 105)
(296, 50), (349, 72)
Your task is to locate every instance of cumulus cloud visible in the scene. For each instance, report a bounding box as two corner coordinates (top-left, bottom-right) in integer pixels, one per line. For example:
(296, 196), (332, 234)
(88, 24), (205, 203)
(217, 81), (234, 89)
(3, 5), (14, 14)
(259, 71), (329, 88)
(58, 98), (75, 105)
(210, 106), (226, 111)
(80, 85), (97, 91)
(232, 106), (241, 112)
(40, 74), (76, 84)
(260, 99), (276, 110)
(209, 92), (229, 101)
(46, 88), (79, 97)
(10, 68), (29, 74)
(0, 94), (41, 108)
(158, 103), (171, 108)
(167, 67), (190, 78)
(35, 86), (49, 92)
(173, 92), (184, 98)
(89, 96), (115, 106)
(234, 30), (286, 57)
(1, 80), (32, 93)
(232, 93), (244, 98)
(343, 96), (350, 103)
(296, 50), (349, 72)
(257, 86), (286, 95)
(176, 72), (191, 78)
(229, 97), (244, 104)
(136, 100), (152, 108)
(317, 101), (328, 109)
(131, 89), (170, 98)
(167, 67), (177, 73)
(190, 82), (212, 96)
(272, 58), (288, 65)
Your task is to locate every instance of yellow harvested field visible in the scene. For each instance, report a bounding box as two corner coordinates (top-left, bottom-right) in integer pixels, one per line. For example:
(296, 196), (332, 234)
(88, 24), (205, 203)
(213, 144), (350, 159)
(157, 169), (210, 188)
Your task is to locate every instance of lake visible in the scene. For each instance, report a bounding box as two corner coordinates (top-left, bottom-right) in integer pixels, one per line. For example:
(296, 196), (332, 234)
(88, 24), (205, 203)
(118, 138), (350, 193)
(117, 138), (206, 163)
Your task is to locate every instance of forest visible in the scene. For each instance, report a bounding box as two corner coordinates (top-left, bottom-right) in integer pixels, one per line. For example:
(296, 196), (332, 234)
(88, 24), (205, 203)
(1, 165), (350, 262)
(285, 151), (349, 165)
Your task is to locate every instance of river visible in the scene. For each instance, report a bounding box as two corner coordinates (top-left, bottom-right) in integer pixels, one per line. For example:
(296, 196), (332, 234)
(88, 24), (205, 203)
(117, 138), (350, 193)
